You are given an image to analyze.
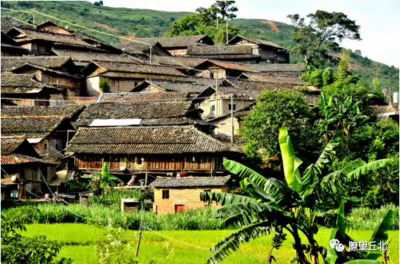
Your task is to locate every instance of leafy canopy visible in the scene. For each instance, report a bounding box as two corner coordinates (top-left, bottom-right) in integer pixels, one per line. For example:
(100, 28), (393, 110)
(288, 10), (361, 67)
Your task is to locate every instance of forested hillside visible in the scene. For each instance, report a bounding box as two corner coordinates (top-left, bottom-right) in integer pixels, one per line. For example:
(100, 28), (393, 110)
(1, 1), (398, 93)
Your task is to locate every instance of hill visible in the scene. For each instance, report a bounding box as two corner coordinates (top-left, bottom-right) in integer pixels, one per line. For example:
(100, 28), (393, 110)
(1, 1), (398, 93)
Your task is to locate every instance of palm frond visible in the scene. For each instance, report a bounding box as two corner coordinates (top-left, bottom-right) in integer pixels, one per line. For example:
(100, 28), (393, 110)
(200, 191), (260, 206)
(214, 202), (280, 227)
(207, 221), (276, 263)
(223, 159), (292, 205)
(279, 128), (303, 193)
(367, 209), (394, 260)
(346, 158), (393, 180)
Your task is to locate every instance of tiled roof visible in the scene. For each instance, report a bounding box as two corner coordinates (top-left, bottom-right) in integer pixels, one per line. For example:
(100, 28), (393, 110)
(134, 35), (213, 48)
(52, 48), (142, 63)
(12, 28), (95, 48)
(67, 125), (231, 154)
(242, 73), (306, 85)
(100, 92), (190, 103)
(187, 45), (253, 55)
(90, 61), (185, 76)
(116, 41), (169, 56)
(1, 16), (35, 33)
(1, 137), (25, 155)
(1, 117), (66, 138)
(1, 73), (40, 87)
(1, 56), (72, 72)
(132, 80), (209, 93)
(1, 105), (84, 119)
(153, 56), (207, 68)
(247, 63), (306, 72)
(0, 154), (50, 165)
(228, 35), (285, 49)
(150, 175), (231, 188)
(74, 101), (193, 126)
(192, 60), (254, 72)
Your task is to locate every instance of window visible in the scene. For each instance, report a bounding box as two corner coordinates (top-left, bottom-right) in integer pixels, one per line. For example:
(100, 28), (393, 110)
(137, 157), (143, 165)
(162, 190), (169, 199)
(204, 189), (211, 193)
(10, 189), (18, 198)
(211, 105), (215, 112)
(228, 104), (236, 111)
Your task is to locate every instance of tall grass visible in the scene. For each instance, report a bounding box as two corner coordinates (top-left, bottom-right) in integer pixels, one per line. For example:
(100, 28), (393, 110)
(2, 204), (224, 231)
(346, 204), (399, 230)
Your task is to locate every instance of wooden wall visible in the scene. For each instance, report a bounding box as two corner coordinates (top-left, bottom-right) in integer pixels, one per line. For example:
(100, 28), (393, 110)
(75, 154), (225, 172)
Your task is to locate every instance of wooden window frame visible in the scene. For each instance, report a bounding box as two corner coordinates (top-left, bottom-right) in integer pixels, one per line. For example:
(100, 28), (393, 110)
(162, 189), (169, 199)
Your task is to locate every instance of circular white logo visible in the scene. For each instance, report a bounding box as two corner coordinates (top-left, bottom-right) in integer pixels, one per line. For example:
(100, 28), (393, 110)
(330, 239), (340, 249)
(335, 243), (344, 252)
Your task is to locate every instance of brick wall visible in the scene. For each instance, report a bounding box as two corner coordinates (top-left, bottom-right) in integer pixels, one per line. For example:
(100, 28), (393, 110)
(153, 187), (228, 214)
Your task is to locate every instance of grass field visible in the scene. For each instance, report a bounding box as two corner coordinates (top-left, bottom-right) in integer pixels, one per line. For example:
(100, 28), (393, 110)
(23, 224), (399, 264)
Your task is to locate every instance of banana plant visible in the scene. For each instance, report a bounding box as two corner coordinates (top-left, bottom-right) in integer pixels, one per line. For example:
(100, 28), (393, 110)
(201, 128), (392, 264)
(327, 200), (394, 264)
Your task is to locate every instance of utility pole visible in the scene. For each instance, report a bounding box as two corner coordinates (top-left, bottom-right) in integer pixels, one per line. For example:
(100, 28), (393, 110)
(215, 77), (218, 117)
(149, 46), (152, 64)
(231, 93), (234, 144)
(226, 22), (229, 44)
(32, 9), (36, 25)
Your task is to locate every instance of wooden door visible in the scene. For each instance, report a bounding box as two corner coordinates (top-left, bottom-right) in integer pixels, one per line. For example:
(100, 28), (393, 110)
(175, 204), (185, 213)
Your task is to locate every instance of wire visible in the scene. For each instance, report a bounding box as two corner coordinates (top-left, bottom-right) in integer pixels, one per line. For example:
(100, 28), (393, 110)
(1, 7), (152, 47)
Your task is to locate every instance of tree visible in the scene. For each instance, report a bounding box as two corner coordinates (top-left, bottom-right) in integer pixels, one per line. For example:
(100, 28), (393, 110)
(164, 1), (239, 44)
(94, 0), (103, 6)
(213, 0), (238, 20)
(241, 90), (317, 167)
(201, 128), (392, 263)
(288, 10), (361, 68)
(85, 161), (123, 191)
(99, 78), (110, 93)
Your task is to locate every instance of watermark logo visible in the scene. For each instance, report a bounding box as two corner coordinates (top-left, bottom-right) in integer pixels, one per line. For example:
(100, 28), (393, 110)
(330, 239), (344, 252)
(330, 239), (388, 252)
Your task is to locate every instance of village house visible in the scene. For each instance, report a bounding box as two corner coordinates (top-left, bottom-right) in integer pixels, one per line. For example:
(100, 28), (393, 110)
(81, 61), (187, 95)
(11, 63), (83, 98)
(1, 16), (36, 33)
(1, 32), (30, 56)
(98, 91), (192, 103)
(1, 116), (76, 158)
(209, 103), (255, 141)
(130, 80), (210, 95)
(66, 125), (234, 185)
(150, 175), (230, 214)
(51, 48), (144, 70)
(152, 56), (207, 71)
(116, 40), (170, 57)
(1, 56), (77, 73)
(0, 73), (64, 106)
(1, 104), (85, 123)
(188, 59), (255, 79)
(134, 35), (214, 56)
(186, 45), (261, 64)
(1, 137), (56, 200)
(73, 99), (201, 127)
(227, 35), (289, 63)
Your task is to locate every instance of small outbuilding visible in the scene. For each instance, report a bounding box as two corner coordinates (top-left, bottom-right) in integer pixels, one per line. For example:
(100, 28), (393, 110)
(150, 175), (230, 214)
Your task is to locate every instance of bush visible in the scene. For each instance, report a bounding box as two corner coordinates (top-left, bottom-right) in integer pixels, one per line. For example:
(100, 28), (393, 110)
(2, 204), (224, 231)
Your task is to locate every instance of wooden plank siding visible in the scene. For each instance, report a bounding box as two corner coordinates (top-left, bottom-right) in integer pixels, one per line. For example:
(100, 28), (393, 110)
(74, 155), (225, 172)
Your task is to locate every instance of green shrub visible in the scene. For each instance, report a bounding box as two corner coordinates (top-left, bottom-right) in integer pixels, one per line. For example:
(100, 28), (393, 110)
(2, 204), (224, 231)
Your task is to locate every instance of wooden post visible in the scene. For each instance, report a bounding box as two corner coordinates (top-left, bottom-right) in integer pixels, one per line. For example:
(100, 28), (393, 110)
(231, 93), (234, 144)
(135, 200), (144, 257)
(144, 171), (148, 186)
(215, 77), (218, 117)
